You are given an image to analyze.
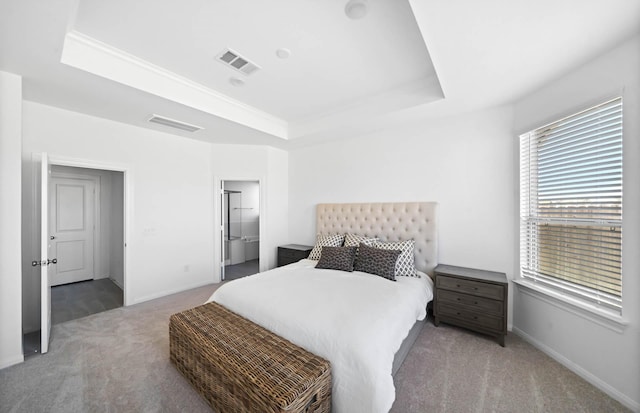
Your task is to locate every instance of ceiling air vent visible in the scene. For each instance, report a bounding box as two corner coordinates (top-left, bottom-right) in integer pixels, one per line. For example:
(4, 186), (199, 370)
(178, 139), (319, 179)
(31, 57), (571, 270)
(148, 114), (203, 132)
(217, 49), (260, 76)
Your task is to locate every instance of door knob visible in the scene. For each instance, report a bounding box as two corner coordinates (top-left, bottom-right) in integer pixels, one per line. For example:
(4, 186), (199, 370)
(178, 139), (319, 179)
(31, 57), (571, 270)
(50, 236), (55, 240)
(47, 258), (57, 265)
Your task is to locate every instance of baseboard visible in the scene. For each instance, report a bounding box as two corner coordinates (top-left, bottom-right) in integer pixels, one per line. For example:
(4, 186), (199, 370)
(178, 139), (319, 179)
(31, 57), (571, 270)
(130, 279), (215, 305)
(0, 354), (24, 370)
(109, 276), (124, 290)
(513, 327), (639, 412)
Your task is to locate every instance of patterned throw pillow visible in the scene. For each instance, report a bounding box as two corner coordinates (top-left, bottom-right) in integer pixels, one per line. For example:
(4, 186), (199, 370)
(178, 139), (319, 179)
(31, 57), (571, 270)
(343, 233), (378, 247)
(354, 243), (401, 281)
(315, 246), (357, 272)
(308, 234), (346, 260)
(373, 239), (417, 277)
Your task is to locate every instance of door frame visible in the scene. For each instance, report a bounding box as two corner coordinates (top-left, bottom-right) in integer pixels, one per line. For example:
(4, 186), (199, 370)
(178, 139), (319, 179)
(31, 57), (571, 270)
(50, 170), (100, 285)
(213, 175), (267, 283)
(47, 155), (130, 305)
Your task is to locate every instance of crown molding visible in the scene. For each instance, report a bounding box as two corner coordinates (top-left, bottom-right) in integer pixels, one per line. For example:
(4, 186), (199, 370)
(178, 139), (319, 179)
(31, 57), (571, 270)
(60, 30), (288, 139)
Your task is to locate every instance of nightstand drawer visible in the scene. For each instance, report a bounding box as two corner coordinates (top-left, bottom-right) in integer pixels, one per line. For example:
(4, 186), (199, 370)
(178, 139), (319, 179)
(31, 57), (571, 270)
(437, 303), (503, 332)
(436, 275), (504, 300)
(437, 289), (503, 315)
(279, 249), (306, 259)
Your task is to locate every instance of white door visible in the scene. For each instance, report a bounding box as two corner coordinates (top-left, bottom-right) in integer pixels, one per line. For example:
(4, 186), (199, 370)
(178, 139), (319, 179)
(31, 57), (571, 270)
(49, 177), (95, 286)
(220, 181), (226, 281)
(39, 153), (52, 354)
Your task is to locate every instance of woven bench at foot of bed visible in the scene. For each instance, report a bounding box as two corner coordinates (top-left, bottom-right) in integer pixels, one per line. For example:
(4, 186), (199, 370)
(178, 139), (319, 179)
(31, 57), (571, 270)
(169, 301), (331, 413)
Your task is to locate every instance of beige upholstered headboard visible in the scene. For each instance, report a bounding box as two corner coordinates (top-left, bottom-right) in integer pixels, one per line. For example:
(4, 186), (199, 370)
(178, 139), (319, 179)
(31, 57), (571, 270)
(316, 202), (438, 276)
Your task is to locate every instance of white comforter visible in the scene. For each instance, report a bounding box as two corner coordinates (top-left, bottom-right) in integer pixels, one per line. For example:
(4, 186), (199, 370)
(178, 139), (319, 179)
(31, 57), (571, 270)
(208, 259), (433, 413)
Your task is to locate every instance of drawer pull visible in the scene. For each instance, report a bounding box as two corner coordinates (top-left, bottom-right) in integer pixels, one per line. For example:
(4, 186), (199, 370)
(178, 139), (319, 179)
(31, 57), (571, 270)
(455, 284), (478, 291)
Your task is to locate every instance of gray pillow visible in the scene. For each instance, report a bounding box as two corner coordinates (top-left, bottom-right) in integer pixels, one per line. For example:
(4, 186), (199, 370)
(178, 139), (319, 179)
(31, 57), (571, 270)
(315, 246), (357, 272)
(354, 243), (401, 281)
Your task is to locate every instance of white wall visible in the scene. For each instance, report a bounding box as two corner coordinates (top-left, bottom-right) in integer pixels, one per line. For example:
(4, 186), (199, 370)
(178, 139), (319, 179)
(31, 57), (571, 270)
(212, 145), (289, 273)
(288, 105), (516, 322)
(21, 101), (216, 321)
(512, 35), (640, 410)
(0, 71), (24, 369)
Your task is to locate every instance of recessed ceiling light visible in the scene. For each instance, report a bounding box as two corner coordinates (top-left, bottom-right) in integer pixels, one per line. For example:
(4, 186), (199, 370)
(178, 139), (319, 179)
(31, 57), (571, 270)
(276, 48), (291, 59)
(345, 0), (368, 20)
(229, 77), (245, 87)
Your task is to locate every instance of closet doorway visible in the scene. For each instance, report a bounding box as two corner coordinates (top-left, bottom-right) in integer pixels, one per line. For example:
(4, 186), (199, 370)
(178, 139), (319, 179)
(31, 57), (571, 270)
(48, 165), (125, 325)
(220, 180), (260, 281)
(23, 157), (128, 358)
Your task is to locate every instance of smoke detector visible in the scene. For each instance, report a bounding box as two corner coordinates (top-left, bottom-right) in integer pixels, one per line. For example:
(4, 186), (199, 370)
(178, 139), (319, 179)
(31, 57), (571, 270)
(216, 49), (260, 76)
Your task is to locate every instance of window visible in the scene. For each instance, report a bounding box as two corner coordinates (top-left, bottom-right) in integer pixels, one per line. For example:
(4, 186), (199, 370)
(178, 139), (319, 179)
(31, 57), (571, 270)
(519, 97), (623, 313)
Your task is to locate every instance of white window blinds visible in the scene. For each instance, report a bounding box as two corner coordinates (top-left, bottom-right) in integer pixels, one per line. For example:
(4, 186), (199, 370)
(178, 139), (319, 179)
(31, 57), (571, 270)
(519, 97), (623, 312)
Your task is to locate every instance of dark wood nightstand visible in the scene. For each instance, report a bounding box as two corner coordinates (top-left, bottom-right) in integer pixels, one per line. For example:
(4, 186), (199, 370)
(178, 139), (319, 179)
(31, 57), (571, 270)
(277, 244), (313, 267)
(433, 264), (508, 347)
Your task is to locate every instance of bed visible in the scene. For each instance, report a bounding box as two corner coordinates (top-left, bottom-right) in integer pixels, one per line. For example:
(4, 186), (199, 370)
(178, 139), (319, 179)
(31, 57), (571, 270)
(208, 202), (438, 413)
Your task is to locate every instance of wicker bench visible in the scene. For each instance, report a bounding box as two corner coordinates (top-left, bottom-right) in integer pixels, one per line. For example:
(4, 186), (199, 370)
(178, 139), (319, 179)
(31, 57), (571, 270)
(169, 302), (331, 413)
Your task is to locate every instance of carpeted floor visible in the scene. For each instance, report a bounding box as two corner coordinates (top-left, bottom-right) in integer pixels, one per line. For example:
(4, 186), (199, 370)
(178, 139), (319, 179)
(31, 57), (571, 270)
(0, 283), (629, 413)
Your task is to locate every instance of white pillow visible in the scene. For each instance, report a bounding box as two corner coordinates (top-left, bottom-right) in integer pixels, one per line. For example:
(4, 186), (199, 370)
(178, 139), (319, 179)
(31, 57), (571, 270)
(373, 239), (417, 277)
(308, 234), (346, 260)
(343, 233), (378, 247)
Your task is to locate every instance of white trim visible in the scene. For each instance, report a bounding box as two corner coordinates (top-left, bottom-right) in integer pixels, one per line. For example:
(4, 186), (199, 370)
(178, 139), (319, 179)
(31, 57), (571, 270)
(0, 354), (24, 370)
(514, 279), (628, 333)
(512, 327), (639, 412)
(61, 31), (288, 139)
(109, 276), (124, 290)
(131, 279), (214, 305)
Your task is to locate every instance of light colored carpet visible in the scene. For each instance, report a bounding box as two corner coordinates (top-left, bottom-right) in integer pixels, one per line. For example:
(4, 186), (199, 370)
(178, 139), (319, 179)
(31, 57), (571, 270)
(0, 283), (629, 413)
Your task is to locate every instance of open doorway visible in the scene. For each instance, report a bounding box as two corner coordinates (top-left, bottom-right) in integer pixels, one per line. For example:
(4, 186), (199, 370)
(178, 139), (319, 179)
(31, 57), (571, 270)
(23, 164), (125, 357)
(49, 165), (125, 324)
(221, 180), (260, 281)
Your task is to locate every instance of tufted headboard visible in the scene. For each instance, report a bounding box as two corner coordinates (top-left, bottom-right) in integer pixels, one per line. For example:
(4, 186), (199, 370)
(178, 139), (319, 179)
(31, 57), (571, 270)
(316, 202), (438, 276)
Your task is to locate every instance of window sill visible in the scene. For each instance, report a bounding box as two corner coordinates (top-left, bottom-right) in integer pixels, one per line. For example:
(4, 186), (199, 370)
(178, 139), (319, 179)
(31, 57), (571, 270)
(513, 279), (629, 334)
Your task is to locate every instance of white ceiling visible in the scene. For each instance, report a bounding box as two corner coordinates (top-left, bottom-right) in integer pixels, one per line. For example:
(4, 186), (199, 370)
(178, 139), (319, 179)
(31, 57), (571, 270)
(1, 0), (638, 148)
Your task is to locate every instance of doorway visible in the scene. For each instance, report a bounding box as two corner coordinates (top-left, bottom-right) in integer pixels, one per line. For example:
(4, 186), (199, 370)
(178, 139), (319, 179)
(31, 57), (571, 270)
(221, 180), (260, 281)
(23, 163), (126, 357)
(49, 165), (125, 324)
